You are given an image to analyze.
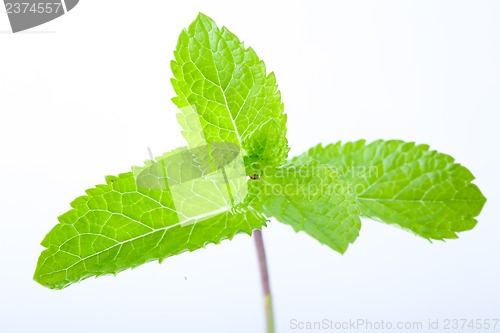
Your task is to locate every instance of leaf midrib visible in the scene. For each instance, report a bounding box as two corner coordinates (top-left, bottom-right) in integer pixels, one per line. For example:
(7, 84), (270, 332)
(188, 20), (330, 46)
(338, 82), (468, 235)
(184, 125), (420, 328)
(37, 206), (228, 279)
(198, 21), (242, 146)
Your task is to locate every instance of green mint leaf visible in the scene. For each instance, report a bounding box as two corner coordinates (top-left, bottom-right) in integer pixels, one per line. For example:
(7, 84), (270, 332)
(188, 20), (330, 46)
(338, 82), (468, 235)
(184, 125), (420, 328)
(171, 13), (289, 171)
(295, 140), (486, 240)
(34, 146), (266, 289)
(248, 162), (361, 254)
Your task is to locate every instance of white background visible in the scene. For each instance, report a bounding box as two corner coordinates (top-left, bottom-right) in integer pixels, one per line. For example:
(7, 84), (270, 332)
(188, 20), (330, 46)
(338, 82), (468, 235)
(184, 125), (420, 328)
(1, 1), (499, 332)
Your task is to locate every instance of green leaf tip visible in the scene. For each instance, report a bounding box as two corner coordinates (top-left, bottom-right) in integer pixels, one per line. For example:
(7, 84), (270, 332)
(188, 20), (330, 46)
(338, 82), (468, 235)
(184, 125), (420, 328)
(171, 13), (289, 172)
(34, 146), (267, 289)
(294, 140), (486, 241)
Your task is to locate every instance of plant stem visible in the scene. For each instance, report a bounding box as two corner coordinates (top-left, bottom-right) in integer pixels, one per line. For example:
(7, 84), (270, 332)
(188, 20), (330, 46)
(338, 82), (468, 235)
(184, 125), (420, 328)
(253, 229), (275, 333)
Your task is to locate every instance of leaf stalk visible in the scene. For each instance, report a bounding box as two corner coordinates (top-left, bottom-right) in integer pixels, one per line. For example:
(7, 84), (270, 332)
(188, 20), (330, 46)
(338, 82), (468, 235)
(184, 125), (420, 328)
(253, 229), (275, 333)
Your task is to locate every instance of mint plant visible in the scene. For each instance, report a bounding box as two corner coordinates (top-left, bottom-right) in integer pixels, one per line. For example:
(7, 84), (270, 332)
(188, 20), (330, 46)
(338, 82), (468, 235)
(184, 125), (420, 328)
(34, 13), (486, 333)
